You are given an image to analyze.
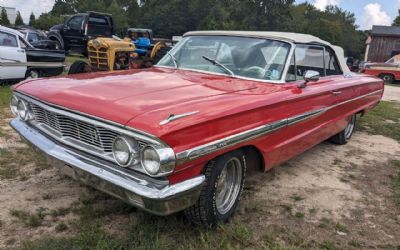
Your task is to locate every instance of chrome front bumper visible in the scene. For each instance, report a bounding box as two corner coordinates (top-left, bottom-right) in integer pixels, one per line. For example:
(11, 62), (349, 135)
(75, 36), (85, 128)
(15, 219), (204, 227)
(10, 118), (205, 215)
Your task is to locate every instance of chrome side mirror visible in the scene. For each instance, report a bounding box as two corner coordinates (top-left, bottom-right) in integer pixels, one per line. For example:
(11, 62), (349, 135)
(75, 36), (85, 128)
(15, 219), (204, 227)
(304, 70), (320, 82)
(298, 70), (320, 88)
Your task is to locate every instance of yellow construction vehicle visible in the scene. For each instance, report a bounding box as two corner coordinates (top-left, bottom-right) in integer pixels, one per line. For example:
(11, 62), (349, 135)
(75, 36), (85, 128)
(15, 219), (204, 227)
(68, 31), (171, 74)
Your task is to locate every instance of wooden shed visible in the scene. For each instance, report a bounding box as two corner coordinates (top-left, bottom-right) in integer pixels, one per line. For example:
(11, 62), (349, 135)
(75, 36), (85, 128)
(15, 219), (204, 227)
(365, 25), (400, 63)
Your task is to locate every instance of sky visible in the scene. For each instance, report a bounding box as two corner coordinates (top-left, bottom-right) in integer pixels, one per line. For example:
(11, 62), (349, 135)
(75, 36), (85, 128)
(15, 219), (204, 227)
(0, 0), (398, 30)
(298, 0), (399, 29)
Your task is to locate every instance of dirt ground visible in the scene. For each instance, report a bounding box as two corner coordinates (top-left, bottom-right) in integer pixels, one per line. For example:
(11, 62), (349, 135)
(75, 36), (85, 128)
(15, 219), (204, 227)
(382, 85), (400, 102)
(0, 87), (399, 249)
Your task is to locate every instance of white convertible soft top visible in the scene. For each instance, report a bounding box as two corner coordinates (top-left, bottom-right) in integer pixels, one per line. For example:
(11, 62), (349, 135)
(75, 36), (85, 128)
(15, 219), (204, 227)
(184, 31), (350, 74)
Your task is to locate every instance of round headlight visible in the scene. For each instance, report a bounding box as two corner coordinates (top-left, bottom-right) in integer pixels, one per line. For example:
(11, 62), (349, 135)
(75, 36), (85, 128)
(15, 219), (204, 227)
(17, 99), (29, 120)
(141, 146), (161, 175)
(92, 39), (101, 48)
(10, 95), (19, 116)
(112, 136), (139, 167)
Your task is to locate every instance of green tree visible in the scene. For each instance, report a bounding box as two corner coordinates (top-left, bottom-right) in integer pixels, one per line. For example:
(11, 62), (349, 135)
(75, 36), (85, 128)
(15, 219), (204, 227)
(393, 10), (400, 26)
(50, 0), (76, 15)
(15, 11), (24, 26)
(29, 12), (36, 26)
(107, 0), (128, 34)
(0, 7), (11, 26)
(33, 12), (60, 30)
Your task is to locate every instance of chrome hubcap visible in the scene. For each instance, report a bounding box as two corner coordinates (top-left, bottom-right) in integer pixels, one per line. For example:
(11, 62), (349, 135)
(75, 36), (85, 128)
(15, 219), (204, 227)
(216, 157), (242, 215)
(344, 115), (355, 139)
(383, 75), (391, 81)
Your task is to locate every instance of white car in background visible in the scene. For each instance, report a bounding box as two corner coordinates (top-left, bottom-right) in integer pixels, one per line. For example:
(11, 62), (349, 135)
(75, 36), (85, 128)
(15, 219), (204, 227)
(0, 25), (65, 81)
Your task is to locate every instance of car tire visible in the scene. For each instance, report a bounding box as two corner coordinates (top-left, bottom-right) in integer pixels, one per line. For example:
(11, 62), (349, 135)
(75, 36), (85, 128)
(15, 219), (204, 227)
(184, 150), (246, 225)
(379, 74), (394, 84)
(329, 114), (356, 145)
(68, 61), (91, 75)
(25, 69), (40, 79)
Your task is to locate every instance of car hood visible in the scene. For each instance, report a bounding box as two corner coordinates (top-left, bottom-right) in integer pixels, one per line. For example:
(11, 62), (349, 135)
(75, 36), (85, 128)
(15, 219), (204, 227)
(15, 67), (273, 133)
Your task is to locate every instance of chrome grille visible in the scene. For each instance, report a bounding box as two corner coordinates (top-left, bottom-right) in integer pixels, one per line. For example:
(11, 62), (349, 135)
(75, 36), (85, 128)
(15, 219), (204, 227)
(31, 103), (119, 152)
(88, 45), (109, 71)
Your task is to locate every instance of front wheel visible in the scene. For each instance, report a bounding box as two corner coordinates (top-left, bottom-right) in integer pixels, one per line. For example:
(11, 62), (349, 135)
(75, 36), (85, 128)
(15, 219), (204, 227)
(184, 150), (246, 225)
(379, 74), (394, 84)
(329, 114), (356, 145)
(68, 60), (91, 75)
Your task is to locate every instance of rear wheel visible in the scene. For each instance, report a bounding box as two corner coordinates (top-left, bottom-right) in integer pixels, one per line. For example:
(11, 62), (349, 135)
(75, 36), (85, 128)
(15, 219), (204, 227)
(184, 150), (246, 225)
(379, 74), (394, 84)
(68, 61), (91, 75)
(329, 114), (356, 145)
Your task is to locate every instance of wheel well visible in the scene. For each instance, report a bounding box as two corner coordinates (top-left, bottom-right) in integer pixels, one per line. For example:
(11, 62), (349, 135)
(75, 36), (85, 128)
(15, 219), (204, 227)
(203, 146), (264, 174)
(378, 73), (394, 78)
(240, 146), (265, 172)
(48, 35), (63, 45)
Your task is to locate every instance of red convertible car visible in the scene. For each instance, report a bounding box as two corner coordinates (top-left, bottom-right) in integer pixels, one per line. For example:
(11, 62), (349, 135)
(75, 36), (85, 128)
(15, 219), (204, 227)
(10, 31), (383, 225)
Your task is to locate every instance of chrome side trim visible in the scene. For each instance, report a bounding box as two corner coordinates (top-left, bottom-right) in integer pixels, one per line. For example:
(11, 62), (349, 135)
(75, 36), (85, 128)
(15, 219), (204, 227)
(176, 89), (383, 165)
(160, 111), (199, 125)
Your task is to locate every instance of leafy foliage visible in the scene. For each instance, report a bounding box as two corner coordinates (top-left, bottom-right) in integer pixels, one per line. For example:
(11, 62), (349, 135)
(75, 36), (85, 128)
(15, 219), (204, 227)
(0, 7), (10, 26)
(27, 0), (366, 59)
(29, 12), (36, 26)
(15, 11), (24, 26)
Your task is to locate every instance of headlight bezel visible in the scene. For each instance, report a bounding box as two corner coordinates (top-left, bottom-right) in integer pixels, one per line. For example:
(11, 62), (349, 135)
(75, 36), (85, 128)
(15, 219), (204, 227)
(10, 95), (19, 116)
(112, 136), (140, 167)
(141, 145), (175, 177)
(14, 97), (33, 121)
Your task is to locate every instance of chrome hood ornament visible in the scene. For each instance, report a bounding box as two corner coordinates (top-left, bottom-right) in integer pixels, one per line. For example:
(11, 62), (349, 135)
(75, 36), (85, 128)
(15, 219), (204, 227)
(160, 111), (199, 125)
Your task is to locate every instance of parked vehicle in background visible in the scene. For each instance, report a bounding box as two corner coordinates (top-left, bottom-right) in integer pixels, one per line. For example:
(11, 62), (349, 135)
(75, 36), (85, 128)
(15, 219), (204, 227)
(68, 37), (135, 74)
(47, 11), (113, 55)
(0, 25), (65, 81)
(68, 30), (173, 74)
(15, 27), (59, 50)
(346, 57), (361, 72)
(126, 28), (171, 66)
(361, 54), (400, 84)
(10, 31), (383, 225)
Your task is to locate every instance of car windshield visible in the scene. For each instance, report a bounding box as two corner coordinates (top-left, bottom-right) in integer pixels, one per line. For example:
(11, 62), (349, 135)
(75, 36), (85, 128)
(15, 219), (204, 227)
(157, 36), (291, 81)
(386, 54), (400, 64)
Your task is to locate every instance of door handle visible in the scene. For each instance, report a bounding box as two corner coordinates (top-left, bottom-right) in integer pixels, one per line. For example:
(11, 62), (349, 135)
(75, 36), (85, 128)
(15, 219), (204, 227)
(17, 49), (25, 53)
(331, 90), (342, 96)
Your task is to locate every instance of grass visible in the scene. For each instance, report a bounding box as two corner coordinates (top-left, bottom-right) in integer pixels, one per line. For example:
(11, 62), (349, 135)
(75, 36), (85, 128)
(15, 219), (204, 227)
(335, 223), (348, 233)
(9, 208), (46, 228)
(0, 84), (12, 109)
(0, 146), (49, 180)
(357, 101), (400, 142)
(21, 192), (304, 250)
(391, 160), (400, 206)
(55, 222), (68, 232)
(290, 194), (304, 202)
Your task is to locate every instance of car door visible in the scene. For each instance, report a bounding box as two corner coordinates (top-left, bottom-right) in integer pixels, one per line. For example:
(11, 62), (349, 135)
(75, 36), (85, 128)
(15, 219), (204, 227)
(62, 15), (86, 50)
(272, 44), (344, 164)
(0, 31), (27, 80)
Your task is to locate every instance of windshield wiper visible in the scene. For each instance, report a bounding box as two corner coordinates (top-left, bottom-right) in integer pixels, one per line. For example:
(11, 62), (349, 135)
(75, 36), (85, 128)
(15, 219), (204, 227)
(167, 51), (179, 69)
(202, 55), (234, 76)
